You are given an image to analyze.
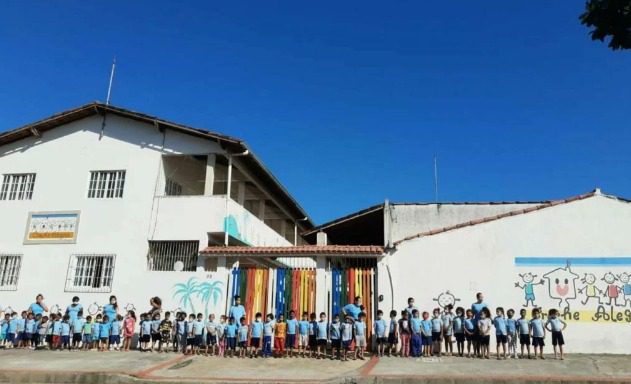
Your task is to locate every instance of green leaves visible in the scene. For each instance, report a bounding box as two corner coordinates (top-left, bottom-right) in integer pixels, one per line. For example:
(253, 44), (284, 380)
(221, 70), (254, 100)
(579, 0), (631, 50)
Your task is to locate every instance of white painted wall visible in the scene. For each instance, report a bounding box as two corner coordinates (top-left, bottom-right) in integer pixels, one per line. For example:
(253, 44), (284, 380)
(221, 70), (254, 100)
(0, 114), (288, 316)
(382, 194), (631, 353)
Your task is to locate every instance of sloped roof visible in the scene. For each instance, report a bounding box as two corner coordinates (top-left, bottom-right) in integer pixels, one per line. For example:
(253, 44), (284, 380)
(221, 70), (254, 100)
(200, 245), (384, 256)
(393, 191), (603, 246)
(0, 102), (313, 228)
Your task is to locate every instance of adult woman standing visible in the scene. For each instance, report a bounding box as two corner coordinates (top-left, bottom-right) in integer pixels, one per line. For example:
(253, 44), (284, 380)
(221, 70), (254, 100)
(103, 295), (119, 323)
(28, 294), (48, 316)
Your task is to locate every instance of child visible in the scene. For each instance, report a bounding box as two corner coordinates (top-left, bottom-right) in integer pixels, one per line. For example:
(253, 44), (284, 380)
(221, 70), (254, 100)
(453, 307), (465, 357)
(463, 309), (475, 358)
(174, 313), (186, 353)
(506, 309), (517, 359)
(420, 311), (433, 357)
(354, 312), (367, 360)
(60, 314), (71, 350)
(2, 314), (12, 348)
(386, 310), (398, 357)
(431, 308), (443, 357)
(225, 316), (238, 357)
(493, 307), (507, 360)
(140, 313), (152, 352)
(262, 314), (274, 358)
(340, 315), (353, 361)
(99, 315), (111, 352)
(52, 313), (62, 350)
(329, 314), (342, 360)
(15, 311), (26, 348)
(110, 315), (121, 351)
(238, 317), (249, 358)
(516, 308), (531, 359)
(92, 314), (102, 351)
(316, 312), (328, 359)
(249, 313), (263, 358)
(477, 308), (492, 359)
(372, 310), (386, 357)
(410, 309), (423, 358)
(191, 313), (204, 355)
(529, 308), (546, 360)
(545, 308), (567, 360)
(205, 314), (218, 356)
(398, 310), (411, 358)
(298, 312), (310, 358)
(82, 316), (93, 351)
(45, 314), (54, 350)
(150, 313), (161, 352)
(158, 312), (173, 353)
(442, 305), (454, 356)
(185, 313), (196, 355)
(24, 313), (35, 349)
(217, 315), (227, 357)
(34, 315), (45, 349)
(285, 310), (298, 357)
(274, 313), (287, 358)
(122, 311), (136, 352)
(308, 313), (317, 358)
(71, 311), (85, 350)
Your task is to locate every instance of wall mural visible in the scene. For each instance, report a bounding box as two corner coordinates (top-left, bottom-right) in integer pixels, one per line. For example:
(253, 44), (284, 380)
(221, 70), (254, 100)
(172, 277), (224, 318)
(514, 257), (631, 323)
(433, 290), (461, 309)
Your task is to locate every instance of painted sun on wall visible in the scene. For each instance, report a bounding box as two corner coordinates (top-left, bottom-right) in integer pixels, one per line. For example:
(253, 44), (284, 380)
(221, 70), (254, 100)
(514, 257), (631, 323)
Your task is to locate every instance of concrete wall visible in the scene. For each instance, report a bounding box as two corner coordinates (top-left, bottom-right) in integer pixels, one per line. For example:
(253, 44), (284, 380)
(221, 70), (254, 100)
(381, 194), (631, 353)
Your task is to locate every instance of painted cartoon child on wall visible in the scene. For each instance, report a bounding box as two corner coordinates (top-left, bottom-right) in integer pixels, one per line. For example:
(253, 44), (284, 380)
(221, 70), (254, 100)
(602, 272), (622, 306)
(618, 272), (631, 307)
(542, 264), (578, 311)
(515, 273), (544, 308)
(577, 273), (603, 306)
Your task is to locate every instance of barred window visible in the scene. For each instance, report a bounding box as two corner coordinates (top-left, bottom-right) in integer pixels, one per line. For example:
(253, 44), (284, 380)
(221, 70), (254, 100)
(65, 254), (116, 293)
(165, 178), (183, 196)
(87, 170), (125, 199)
(0, 254), (22, 290)
(147, 241), (199, 271)
(0, 173), (36, 201)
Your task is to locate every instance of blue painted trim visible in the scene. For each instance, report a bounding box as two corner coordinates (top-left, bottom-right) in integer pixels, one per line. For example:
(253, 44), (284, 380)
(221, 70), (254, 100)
(515, 257), (631, 267)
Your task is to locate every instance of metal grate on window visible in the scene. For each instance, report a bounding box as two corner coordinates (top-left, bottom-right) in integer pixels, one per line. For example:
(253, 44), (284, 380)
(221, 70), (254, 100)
(65, 254), (116, 293)
(87, 171), (125, 199)
(0, 254), (22, 290)
(0, 174), (36, 201)
(165, 179), (183, 196)
(147, 241), (199, 271)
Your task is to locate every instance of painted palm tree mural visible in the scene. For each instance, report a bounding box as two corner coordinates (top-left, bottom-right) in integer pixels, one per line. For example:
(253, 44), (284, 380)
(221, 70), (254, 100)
(172, 277), (224, 316)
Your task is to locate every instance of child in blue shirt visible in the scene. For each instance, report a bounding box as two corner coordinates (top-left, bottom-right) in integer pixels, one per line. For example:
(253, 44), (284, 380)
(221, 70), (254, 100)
(72, 311), (84, 350)
(308, 313), (317, 358)
(16, 311), (26, 348)
(1, 314), (9, 346)
(92, 314), (102, 350)
(285, 310), (298, 357)
(329, 314), (342, 360)
(420, 312), (433, 357)
(453, 307), (465, 357)
(545, 308), (566, 360)
(61, 315), (71, 350)
(340, 315), (353, 361)
(442, 305), (454, 356)
(373, 310), (387, 357)
(506, 309), (517, 359)
(192, 313), (205, 355)
(493, 307), (508, 360)
(516, 308), (531, 359)
(24, 313), (35, 349)
(316, 312), (328, 359)
(262, 314), (275, 358)
(110, 314), (122, 351)
(238, 317), (249, 358)
(354, 313), (367, 360)
(387, 310), (399, 357)
(431, 308), (443, 357)
(150, 313), (161, 352)
(173, 312), (186, 353)
(225, 316), (238, 357)
(410, 309), (422, 357)
(298, 312), (310, 357)
(249, 312), (263, 358)
(52, 314), (63, 350)
(529, 308), (546, 359)
(99, 315), (111, 351)
(140, 313), (152, 352)
(463, 309), (475, 358)
(7, 313), (18, 348)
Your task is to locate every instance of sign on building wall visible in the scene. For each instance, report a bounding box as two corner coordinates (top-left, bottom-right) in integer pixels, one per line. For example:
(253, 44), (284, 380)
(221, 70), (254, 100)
(24, 211), (80, 244)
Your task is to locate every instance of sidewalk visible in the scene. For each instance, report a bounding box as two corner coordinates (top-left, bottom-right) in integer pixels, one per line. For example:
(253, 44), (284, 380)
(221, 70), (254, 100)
(0, 350), (630, 383)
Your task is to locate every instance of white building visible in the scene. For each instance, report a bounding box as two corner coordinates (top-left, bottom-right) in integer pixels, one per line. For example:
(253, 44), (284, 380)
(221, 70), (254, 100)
(0, 102), (314, 316)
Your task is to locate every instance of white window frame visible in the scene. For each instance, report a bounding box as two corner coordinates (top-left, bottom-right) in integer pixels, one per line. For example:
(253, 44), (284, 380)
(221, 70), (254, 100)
(0, 254), (22, 291)
(0, 173), (36, 201)
(65, 254), (116, 293)
(147, 240), (199, 271)
(87, 170), (126, 199)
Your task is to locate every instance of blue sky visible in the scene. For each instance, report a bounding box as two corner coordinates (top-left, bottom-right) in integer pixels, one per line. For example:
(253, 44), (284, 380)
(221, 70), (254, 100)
(1, 1), (629, 224)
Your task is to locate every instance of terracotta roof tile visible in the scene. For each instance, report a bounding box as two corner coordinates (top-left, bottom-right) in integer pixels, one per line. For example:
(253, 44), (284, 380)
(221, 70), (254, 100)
(200, 245), (384, 255)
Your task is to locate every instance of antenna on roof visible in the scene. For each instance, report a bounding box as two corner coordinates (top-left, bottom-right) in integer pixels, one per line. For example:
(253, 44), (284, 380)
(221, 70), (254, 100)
(433, 155), (439, 203)
(106, 57), (116, 105)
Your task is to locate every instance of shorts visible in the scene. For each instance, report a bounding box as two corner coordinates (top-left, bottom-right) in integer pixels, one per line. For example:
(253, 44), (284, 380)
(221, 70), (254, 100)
(32, 333), (40, 344)
(342, 340), (352, 350)
(62, 335), (70, 345)
(532, 337), (545, 347)
(141, 334), (151, 343)
(317, 338), (327, 346)
(194, 335), (203, 346)
(16, 332), (24, 341)
(465, 333), (472, 342)
(376, 337), (387, 345)
(250, 337), (260, 348)
(455, 333), (465, 343)
(109, 335), (120, 345)
(299, 334), (309, 347)
(186, 337), (194, 346)
(46, 335), (53, 344)
(73, 333), (82, 344)
(309, 335), (317, 348)
(52, 335), (61, 345)
(388, 332), (398, 345)
(206, 334), (217, 346)
(519, 334), (530, 346)
(355, 336), (366, 348)
(552, 331), (564, 346)
(100, 337), (108, 344)
(331, 339), (341, 349)
(432, 332), (442, 342)
(480, 335), (490, 346)
(422, 335), (432, 345)
(226, 337), (236, 350)
(285, 334), (296, 348)
(83, 334), (92, 344)
(496, 335), (507, 344)
(6, 333), (15, 344)
(239, 341), (247, 349)
(23, 333), (32, 341)
(92, 334), (99, 342)
(151, 333), (161, 342)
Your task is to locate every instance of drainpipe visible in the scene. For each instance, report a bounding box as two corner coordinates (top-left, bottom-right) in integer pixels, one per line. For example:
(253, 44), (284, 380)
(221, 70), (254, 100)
(224, 150), (249, 246)
(294, 217), (308, 245)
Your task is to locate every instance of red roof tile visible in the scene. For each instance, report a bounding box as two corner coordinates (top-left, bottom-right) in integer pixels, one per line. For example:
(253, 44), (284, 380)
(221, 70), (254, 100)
(200, 245), (384, 255)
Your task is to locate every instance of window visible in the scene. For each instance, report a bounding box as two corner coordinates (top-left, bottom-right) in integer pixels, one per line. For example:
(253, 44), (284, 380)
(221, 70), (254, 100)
(0, 254), (22, 290)
(165, 178), (183, 196)
(0, 173), (36, 201)
(65, 254), (115, 292)
(87, 170), (125, 199)
(147, 240), (199, 271)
